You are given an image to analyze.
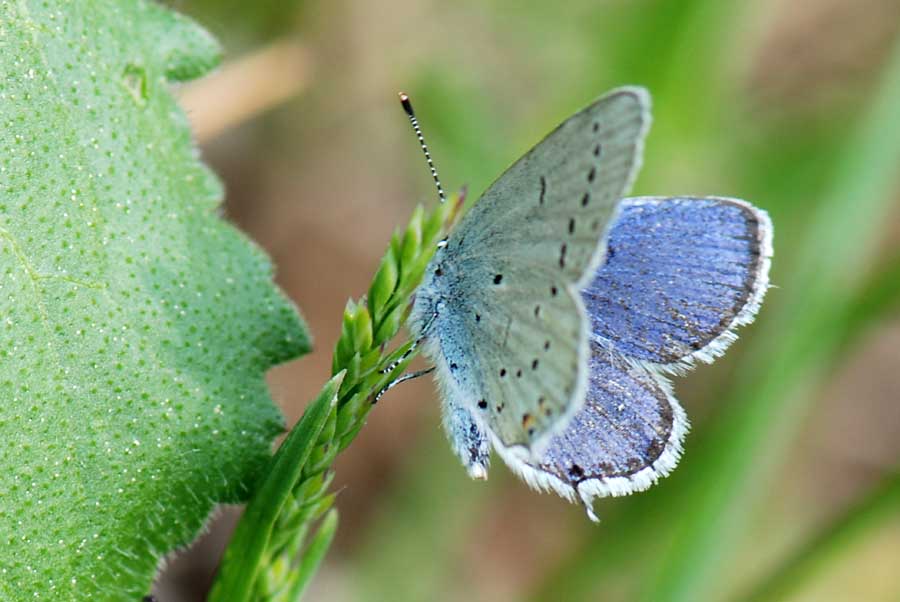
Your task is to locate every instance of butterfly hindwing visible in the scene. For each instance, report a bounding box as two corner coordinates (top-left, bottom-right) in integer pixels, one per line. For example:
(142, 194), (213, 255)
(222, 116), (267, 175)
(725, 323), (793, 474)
(495, 344), (687, 520)
(413, 87), (651, 458)
(582, 196), (773, 371)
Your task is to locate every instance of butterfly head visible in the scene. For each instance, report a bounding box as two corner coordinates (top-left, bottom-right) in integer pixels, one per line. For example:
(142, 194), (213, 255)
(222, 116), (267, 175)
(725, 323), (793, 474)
(409, 251), (450, 340)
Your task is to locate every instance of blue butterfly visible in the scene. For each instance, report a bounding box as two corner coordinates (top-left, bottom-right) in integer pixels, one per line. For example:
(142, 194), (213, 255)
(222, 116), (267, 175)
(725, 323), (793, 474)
(398, 88), (772, 520)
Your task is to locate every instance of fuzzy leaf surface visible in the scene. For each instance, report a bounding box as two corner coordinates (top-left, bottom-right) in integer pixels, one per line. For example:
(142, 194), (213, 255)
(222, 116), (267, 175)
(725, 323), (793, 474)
(0, 1), (309, 598)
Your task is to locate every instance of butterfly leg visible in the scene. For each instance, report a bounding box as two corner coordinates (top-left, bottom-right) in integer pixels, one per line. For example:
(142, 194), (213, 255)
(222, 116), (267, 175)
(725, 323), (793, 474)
(379, 310), (439, 375)
(373, 367), (435, 404)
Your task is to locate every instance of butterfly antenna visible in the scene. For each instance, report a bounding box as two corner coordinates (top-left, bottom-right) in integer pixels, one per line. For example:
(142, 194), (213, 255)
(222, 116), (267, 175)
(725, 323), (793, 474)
(399, 92), (446, 204)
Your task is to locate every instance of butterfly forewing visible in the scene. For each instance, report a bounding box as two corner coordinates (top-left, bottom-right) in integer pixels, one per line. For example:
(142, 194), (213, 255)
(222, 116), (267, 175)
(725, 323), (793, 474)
(582, 196), (772, 371)
(454, 87), (650, 284)
(419, 87), (651, 455)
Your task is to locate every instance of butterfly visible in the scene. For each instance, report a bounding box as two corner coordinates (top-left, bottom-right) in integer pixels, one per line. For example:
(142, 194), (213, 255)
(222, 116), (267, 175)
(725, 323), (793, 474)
(403, 87), (772, 519)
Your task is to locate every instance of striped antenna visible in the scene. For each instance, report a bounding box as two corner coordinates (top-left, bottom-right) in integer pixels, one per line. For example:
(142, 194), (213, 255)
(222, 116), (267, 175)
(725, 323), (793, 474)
(399, 92), (446, 203)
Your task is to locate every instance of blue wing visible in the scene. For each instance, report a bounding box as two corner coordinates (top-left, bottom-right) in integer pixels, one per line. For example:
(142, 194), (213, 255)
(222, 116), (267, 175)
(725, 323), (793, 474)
(581, 196), (772, 371)
(490, 196), (770, 516)
(494, 347), (686, 520)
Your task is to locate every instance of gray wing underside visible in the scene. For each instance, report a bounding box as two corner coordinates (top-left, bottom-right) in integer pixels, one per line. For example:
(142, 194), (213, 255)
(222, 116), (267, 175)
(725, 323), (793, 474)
(440, 265), (584, 451)
(454, 87), (650, 281)
(444, 87), (651, 454)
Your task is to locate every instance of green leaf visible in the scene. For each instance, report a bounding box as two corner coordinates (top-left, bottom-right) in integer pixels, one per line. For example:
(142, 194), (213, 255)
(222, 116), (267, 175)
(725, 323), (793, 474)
(0, 2), (310, 599)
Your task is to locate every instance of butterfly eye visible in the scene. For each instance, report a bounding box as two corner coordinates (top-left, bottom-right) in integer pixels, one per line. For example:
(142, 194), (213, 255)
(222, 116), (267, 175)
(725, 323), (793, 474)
(434, 266), (443, 276)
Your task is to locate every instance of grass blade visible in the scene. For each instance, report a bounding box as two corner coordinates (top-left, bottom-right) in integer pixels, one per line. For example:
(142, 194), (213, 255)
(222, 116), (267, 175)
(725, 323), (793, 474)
(738, 472), (900, 602)
(835, 253), (900, 348)
(641, 30), (900, 602)
(209, 373), (343, 602)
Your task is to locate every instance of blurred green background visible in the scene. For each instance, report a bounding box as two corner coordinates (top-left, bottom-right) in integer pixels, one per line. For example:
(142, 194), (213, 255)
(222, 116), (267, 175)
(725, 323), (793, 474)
(160, 0), (900, 600)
